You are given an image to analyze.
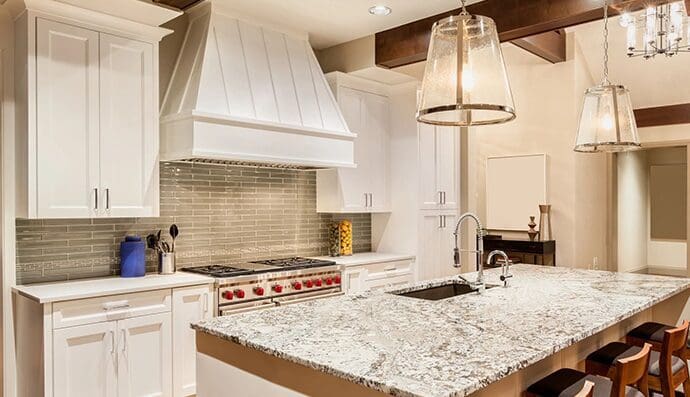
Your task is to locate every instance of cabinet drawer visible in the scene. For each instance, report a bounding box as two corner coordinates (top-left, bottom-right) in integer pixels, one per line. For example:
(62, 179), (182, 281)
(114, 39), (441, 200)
(365, 260), (413, 281)
(366, 274), (413, 292)
(53, 289), (172, 329)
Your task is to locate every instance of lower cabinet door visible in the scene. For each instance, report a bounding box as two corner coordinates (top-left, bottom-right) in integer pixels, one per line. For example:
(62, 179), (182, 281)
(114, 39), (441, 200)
(53, 321), (118, 397)
(172, 285), (213, 397)
(343, 267), (367, 294)
(117, 312), (172, 397)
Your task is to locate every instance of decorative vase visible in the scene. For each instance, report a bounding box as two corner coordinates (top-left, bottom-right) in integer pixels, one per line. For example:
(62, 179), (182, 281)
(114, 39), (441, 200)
(538, 204), (552, 241)
(527, 216), (538, 242)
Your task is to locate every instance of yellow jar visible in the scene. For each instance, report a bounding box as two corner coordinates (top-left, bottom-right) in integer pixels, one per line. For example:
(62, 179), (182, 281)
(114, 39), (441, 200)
(339, 220), (353, 256)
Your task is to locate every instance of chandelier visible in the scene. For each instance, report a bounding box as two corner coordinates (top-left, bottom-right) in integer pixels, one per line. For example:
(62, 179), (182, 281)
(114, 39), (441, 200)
(620, 1), (690, 58)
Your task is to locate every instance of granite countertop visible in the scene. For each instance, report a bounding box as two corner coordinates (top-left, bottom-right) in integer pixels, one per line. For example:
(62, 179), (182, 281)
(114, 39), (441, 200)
(13, 272), (214, 303)
(193, 265), (690, 397)
(311, 252), (416, 267)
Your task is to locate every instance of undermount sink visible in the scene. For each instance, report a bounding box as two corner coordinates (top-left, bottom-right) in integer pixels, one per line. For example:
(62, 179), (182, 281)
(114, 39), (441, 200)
(391, 281), (498, 301)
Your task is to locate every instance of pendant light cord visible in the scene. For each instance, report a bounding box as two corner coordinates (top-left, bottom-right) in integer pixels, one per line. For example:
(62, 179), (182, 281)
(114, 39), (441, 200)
(603, 0), (610, 84)
(459, 0), (468, 15)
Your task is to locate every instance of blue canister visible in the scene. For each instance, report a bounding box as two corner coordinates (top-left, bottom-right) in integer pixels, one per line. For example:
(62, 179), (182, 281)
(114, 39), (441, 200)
(120, 235), (146, 277)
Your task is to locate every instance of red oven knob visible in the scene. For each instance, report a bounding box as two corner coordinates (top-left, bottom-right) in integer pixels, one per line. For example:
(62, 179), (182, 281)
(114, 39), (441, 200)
(305, 279), (313, 288)
(293, 281), (302, 290)
(314, 279), (322, 287)
(234, 289), (245, 299)
(273, 284), (283, 293)
(222, 290), (234, 300)
(325, 277), (333, 286)
(334, 275), (341, 284)
(254, 287), (265, 296)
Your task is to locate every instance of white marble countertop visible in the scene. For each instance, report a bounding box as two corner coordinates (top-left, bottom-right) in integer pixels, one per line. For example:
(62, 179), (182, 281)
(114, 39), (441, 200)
(311, 252), (415, 267)
(193, 265), (690, 397)
(13, 272), (214, 303)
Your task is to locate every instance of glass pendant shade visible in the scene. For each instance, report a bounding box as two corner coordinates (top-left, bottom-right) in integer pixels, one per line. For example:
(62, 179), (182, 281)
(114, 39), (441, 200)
(417, 14), (516, 126)
(574, 84), (640, 152)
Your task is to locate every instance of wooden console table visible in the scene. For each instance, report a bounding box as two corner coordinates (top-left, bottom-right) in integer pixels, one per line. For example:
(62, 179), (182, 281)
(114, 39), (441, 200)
(483, 237), (556, 267)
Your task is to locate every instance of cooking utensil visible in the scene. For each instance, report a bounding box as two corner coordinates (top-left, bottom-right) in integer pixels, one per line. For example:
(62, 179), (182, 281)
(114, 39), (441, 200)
(146, 234), (157, 250)
(169, 224), (179, 252)
(161, 241), (171, 253)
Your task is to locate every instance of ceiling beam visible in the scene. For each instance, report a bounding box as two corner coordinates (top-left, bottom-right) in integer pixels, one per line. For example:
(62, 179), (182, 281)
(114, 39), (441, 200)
(511, 30), (567, 63)
(374, 0), (677, 69)
(634, 103), (690, 128)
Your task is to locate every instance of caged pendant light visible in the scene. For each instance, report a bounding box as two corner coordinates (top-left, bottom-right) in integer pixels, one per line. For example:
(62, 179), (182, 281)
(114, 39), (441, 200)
(574, 0), (640, 153)
(416, 0), (516, 126)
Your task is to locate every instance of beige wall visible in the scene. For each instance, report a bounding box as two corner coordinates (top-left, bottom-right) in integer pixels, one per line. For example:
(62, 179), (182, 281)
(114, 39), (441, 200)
(159, 13), (188, 103)
(467, 37), (607, 268)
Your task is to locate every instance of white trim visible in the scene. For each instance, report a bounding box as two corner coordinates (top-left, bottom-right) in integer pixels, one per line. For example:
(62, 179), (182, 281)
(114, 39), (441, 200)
(161, 111), (357, 141)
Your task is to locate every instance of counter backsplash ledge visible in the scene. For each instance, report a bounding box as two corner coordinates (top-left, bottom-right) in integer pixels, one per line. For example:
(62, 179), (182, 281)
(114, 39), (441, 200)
(16, 163), (371, 284)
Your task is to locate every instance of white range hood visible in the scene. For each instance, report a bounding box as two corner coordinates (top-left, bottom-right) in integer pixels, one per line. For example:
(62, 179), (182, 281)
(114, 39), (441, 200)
(160, 1), (355, 169)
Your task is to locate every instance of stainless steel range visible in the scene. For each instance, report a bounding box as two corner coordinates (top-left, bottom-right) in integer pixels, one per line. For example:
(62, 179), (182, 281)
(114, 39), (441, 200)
(182, 257), (343, 316)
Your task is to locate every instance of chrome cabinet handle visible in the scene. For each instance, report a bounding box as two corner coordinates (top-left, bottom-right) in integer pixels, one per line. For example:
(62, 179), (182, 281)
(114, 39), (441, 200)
(105, 188), (110, 210)
(369, 193), (373, 208)
(203, 292), (209, 314)
(109, 330), (115, 354)
(439, 215), (443, 228)
(442, 191), (446, 204)
(94, 188), (98, 210)
(102, 300), (130, 311)
(121, 329), (127, 353)
(438, 191), (443, 204)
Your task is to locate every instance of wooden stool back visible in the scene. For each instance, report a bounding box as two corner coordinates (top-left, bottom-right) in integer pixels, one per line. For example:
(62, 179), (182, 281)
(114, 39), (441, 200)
(650, 320), (690, 397)
(575, 380), (595, 397)
(611, 343), (651, 397)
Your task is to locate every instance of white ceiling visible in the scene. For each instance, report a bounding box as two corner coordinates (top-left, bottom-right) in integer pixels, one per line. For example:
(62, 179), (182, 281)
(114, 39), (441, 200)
(570, 16), (690, 108)
(212, 0), (482, 49)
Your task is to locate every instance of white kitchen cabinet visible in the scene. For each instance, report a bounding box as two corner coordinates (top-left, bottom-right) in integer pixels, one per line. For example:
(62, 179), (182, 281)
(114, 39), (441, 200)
(418, 212), (460, 281)
(172, 285), (213, 397)
(317, 73), (390, 213)
(35, 19), (100, 218)
(16, 14), (162, 218)
(342, 258), (415, 294)
(53, 322), (118, 397)
(342, 267), (367, 294)
(118, 313), (172, 397)
(99, 34), (158, 217)
(418, 123), (460, 210)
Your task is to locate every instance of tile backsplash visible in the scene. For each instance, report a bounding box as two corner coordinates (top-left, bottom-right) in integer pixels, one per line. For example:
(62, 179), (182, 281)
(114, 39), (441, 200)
(16, 163), (371, 284)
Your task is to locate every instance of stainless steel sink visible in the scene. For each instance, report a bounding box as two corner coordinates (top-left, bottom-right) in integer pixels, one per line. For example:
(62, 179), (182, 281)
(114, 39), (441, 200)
(391, 281), (497, 301)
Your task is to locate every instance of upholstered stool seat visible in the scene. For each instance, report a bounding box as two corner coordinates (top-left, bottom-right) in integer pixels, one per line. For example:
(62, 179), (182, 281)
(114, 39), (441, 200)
(526, 368), (644, 397)
(585, 342), (686, 378)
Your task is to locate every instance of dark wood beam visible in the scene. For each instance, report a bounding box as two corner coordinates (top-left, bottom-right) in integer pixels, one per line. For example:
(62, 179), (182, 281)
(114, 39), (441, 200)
(152, 0), (202, 10)
(511, 30), (566, 63)
(375, 0), (676, 69)
(634, 104), (690, 128)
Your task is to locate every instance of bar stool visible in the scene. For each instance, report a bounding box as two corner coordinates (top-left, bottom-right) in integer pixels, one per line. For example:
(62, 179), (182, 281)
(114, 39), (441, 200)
(627, 321), (690, 360)
(526, 343), (651, 397)
(586, 321), (690, 397)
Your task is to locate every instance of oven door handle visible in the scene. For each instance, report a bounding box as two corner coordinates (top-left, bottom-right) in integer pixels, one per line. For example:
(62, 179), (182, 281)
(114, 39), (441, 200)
(220, 300), (276, 316)
(275, 291), (344, 306)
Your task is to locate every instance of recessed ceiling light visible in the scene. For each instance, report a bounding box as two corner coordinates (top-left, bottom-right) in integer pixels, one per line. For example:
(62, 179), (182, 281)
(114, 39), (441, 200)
(369, 5), (392, 16)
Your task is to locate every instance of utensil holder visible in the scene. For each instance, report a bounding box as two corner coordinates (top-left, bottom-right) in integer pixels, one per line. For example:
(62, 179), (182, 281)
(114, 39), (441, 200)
(158, 252), (175, 275)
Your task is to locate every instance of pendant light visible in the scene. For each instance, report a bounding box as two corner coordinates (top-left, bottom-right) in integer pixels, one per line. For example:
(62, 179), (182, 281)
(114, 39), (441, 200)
(574, 0), (640, 153)
(416, 0), (516, 126)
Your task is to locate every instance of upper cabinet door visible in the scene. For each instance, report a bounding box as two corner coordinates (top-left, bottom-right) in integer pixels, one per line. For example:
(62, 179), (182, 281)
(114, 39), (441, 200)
(418, 123), (440, 210)
(99, 34), (158, 217)
(53, 321), (118, 397)
(336, 86), (368, 211)
(117, 312), (172, 397)
(435, 126), (459, 210)
(36, 19), (100, 218)
(363, 92), (390, 212)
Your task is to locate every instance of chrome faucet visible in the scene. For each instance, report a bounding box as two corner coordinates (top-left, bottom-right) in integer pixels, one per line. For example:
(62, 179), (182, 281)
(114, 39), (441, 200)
(452, 212), (485, 290)
(487, 250), (513, 287)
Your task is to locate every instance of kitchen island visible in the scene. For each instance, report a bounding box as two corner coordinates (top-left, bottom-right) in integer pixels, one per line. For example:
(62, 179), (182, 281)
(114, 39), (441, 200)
(192, 265), (690, 397)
